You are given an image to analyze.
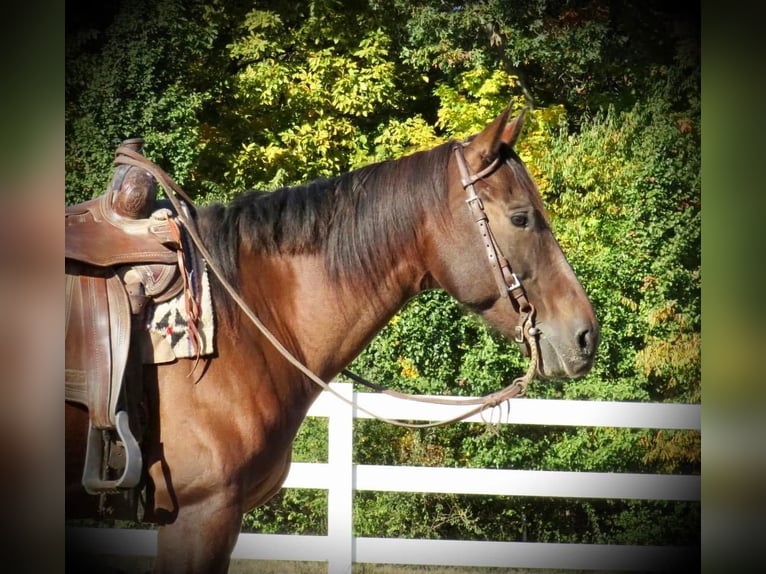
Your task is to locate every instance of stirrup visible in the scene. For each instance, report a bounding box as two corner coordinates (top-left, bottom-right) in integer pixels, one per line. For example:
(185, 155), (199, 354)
(82, 410), (142, 494)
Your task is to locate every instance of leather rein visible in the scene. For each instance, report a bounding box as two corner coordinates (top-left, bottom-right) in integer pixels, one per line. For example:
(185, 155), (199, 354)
(113, 143), (540, 428)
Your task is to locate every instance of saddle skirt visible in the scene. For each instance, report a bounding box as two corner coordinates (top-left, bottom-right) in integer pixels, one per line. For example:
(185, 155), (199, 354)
(139, 259), (214, 364)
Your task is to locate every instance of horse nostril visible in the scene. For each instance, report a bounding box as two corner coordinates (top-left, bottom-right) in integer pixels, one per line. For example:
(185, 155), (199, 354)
(576, 327), (596, 356)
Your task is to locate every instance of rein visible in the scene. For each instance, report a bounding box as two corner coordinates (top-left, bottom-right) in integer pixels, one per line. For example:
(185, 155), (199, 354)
(113, 144), (540, 428)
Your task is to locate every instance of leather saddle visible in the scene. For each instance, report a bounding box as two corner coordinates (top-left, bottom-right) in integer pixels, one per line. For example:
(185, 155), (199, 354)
(65, 138), (195, 498)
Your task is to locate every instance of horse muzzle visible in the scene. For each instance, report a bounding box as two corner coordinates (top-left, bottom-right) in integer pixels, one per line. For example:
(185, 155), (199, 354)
(532, 318), (600, 380)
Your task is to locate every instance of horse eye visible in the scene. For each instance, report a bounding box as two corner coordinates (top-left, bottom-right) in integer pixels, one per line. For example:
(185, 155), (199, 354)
(510, 214), (528, 228)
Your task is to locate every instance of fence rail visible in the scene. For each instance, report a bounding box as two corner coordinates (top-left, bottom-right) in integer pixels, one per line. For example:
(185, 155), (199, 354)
(69, 382), (701, 572)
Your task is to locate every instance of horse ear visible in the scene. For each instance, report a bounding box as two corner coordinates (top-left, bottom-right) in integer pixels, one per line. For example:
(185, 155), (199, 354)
(501, 107), (526, 150)
(467, 104), (526, 163)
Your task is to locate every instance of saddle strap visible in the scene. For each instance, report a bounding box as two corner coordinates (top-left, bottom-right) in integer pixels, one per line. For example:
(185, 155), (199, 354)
(65, 276), (87, 405)
(106, 273), (131, 422)
(75, 272), (130, 429)
(80, 275), (110, 428)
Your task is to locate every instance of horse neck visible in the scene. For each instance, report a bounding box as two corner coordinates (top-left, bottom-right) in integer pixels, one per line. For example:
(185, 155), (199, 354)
(236, 250), (424, 385)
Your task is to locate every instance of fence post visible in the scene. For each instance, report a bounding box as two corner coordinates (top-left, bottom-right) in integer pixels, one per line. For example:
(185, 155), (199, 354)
(327, 382), (354, 574)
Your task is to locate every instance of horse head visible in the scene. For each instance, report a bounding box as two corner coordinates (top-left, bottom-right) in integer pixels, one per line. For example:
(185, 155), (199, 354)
(425, 106), (599, 379)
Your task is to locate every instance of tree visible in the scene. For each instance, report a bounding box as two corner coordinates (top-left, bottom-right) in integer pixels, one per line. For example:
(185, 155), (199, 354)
(65, 0), (239, 204)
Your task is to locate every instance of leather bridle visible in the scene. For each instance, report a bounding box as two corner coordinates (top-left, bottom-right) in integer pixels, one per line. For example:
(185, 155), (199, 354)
(452, 143), (539, 350)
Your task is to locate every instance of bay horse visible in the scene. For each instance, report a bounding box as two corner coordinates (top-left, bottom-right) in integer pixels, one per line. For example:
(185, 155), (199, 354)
(66, 106), (598, 572)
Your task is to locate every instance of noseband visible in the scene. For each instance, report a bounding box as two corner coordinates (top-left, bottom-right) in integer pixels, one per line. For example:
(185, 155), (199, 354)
(452, 143), (539, 348)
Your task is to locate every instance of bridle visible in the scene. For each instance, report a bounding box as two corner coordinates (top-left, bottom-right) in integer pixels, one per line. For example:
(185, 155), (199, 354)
(341, 144), (543, 420)
(452, 142), (539, 350)
(113, 141), (541, 428)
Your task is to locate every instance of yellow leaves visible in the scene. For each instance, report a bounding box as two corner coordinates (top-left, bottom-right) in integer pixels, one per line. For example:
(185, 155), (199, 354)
(261, 143), (288, 166)
(645, 300), (692, 330)
(620, 296), (638, 312)
(532, 104), (567, 131)
(353, 28), (391, 61)
(635, 331), (700, 403)
(636, 302), (700, 397)
(635, 333), (700, 379)
(397, 356), (420, 380)
(397, 431), (446, 466)
(231, 10), (283, 60)
(363, 116), (441, 164)
(638, 430), (700, 473)
(225, 10), (404, 189)
(242, 9), (282, 33)
(516, 105), (567, 198)
(435, 67), (524, 138)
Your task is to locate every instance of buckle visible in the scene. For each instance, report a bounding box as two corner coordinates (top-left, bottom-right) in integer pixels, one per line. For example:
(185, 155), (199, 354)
(465, 194), (483, 210)
(506, 272), (522, 292)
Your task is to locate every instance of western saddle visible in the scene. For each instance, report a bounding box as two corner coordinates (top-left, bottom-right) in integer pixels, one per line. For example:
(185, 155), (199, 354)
(65, 138), (198, 507)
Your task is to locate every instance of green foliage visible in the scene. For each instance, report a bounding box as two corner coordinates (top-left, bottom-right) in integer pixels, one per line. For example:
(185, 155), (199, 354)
(240, 417), (328, 534)
(540, 95), (701, 403)
(241, 488), (327, 535)
(65, 0), (225, 204)
(67, 0), (699, 551)
(385, 0), (698, 114)
(355, 492), (490, 540)
(348, 291), (529, 400)
(211, 2), (403, 193)
(434, 67), (524, 138)
(362, 115), (439, 164)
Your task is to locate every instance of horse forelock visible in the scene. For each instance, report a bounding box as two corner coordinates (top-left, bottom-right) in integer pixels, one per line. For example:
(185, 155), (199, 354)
(196, 143), (453, 321)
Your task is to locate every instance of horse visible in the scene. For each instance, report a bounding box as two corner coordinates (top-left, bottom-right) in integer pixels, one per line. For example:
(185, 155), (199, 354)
(65, 106), (599, 573)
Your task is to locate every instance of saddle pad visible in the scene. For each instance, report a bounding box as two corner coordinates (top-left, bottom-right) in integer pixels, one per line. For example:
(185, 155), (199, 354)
(140, 263), (215, 364)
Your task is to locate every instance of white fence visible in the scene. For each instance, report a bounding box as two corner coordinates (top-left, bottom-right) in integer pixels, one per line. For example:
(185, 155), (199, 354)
(70, 382), (701, 572)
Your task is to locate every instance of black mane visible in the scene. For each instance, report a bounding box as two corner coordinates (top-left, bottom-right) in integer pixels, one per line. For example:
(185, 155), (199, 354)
(196, 143), (453, 319)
